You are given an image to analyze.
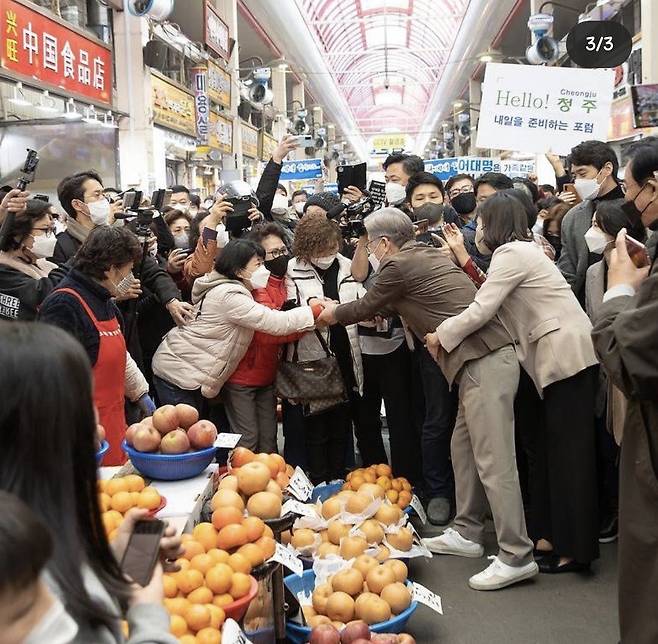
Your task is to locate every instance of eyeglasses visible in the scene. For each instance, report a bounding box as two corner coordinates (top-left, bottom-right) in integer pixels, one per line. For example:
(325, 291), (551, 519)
(32, 227), (54, 237)
(448, 187), (474, 198)
(267, 247), (289, 259)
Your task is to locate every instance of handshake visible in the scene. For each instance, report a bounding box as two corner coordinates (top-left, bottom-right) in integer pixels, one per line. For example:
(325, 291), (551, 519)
(308, 297), (339, 327)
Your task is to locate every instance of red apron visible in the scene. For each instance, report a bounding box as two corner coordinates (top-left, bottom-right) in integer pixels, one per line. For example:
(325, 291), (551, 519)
(57, 288), (127, 466)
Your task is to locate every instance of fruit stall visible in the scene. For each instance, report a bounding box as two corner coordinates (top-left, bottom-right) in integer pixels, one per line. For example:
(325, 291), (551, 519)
(98, 404), (443, 643)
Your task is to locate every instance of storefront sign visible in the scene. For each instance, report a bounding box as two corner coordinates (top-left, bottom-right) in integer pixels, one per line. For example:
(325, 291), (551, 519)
(151, 73), (195, 138)
(205, 2), (230, 61)
(210, 111), (233, 154)
(192, 67), (209, 144)
(207, 59), (231, 109)
(260, 132), (277, 161)
(477, 63), (614, 155)
(0, 0), (112, 106)
(241, 121), (258, 158)
(281, 158), (323, 181)
(370, 133), (407, 154)
(609, 95), (643, 140)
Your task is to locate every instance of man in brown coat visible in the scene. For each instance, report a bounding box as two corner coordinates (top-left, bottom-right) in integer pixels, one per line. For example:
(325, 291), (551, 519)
(318, 208), (537, 591)
(591, 137), (658, 643)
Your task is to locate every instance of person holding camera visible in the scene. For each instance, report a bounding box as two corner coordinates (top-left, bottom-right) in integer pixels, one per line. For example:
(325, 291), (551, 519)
(590, 137), (658, 644)
(39, 226), (155, 465)
(0, 191), (69, 321)
(0, 322), (180, 644)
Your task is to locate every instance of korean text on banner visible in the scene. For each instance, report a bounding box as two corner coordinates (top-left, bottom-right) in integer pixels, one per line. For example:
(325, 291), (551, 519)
(477, 63), (614, 155)
(0, 0), (112, 107)
(280, 159), (324, 181)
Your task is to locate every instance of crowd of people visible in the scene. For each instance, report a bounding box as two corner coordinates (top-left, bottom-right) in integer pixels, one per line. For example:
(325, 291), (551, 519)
(0, 133), (656, 642)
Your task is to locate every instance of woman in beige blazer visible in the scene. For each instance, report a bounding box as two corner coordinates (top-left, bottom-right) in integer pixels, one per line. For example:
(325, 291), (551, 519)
(428, 192), (600, 573)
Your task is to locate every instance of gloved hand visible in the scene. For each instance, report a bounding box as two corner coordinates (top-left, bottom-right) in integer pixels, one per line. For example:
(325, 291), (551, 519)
(136, 394), (156, 417)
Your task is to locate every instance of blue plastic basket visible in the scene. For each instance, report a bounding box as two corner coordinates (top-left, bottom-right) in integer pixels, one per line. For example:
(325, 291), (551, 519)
(311, 481), (344, 503)
(121, 441), (217, 480)
(284, 570), (417, 643)
(96, 440), (109, 466)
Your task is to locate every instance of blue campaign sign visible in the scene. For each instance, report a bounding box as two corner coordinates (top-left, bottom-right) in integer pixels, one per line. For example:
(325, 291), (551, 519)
(424, 157), (503, 181)
(280, 158), (323, 181)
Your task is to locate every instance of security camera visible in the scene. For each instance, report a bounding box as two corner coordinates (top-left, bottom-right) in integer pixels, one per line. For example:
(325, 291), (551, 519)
(293, 109), (308, 135)
(248, 68), (273, 105)
(526, 13), (560, 64)
(127, 0), (174, 20)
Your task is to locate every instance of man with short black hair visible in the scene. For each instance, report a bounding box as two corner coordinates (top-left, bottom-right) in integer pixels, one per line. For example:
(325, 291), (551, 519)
(169, 185), (191, 214)
(291, 189), (308, 216)
(446, 174), (477, 227)
(558, 140), (624, 305)
(383, 153), (425, 207)
(474, 172), (515, 205)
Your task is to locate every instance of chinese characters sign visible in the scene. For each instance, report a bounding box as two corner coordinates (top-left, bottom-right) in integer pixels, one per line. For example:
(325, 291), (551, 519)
(0, 0), (112, 106)
(207, 59), (231, 109)
(192, 66), (209, 144)
(151, 73), (196, 138)
(241, 121), (258, 158)
(477, 63), (614, 155)
(205, 2), (230, 61)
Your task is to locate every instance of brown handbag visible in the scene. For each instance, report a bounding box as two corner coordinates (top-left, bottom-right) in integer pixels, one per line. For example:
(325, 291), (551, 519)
(275, 330), (347, 414)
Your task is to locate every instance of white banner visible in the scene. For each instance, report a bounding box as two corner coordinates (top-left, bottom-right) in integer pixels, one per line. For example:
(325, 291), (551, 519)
(192, 67), (209, 145)
(477, 63), (614, 155)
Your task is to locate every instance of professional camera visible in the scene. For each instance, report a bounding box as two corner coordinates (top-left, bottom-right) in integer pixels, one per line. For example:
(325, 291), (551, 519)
(339, 195), (376, 239)
(216, 180), (260, 235)
(114, 188), (171, 237)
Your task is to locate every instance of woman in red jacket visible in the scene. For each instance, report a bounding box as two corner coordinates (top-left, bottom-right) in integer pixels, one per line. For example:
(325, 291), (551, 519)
(221, 223), (302, 452)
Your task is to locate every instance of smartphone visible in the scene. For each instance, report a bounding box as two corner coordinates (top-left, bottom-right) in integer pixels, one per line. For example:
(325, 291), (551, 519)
(563, 183), (582, 205)
(337, 162), (367, 195)
(120, 519), (165, 587)
(291, 134), (313, 146)
(414, 218), (429, 234)
(225, 199), (253, 234)
(625, 235), (651, 268)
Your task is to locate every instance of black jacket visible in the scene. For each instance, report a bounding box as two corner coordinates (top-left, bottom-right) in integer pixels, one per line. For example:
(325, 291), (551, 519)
(257, 158), (283, 221)
(0, 259), (69, 321)
(38, 269), (122, 365)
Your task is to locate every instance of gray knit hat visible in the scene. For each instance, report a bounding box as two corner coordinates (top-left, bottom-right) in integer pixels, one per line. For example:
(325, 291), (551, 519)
(303, 191), (342, 214)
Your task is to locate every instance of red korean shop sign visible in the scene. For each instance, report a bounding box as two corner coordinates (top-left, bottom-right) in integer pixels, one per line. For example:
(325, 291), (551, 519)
(0, 0), (112, 107)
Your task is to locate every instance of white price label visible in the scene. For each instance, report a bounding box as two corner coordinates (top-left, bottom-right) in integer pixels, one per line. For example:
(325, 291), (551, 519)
(214, 433), (242, 448)
(222, 618), (253, 644)
(269, 541), (304, 576)
(411, 581), (443, 614)
(281, 499), (317, 518)
(287, 466), (313, 501)
(410, 494), (427, 525)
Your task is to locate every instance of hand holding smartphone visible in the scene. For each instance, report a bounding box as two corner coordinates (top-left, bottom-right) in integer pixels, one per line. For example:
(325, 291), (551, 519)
(624, 234), (651, 268)
(120, 519), (165, 587)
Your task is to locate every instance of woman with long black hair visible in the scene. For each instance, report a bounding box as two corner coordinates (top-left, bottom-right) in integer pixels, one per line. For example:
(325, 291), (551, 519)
(0, 321), (179, 642)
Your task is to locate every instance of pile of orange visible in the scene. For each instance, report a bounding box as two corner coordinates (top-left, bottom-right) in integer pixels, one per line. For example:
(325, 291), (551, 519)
(344, 464), (413, 509)
(163, 520), (269, 643)
(97, 475), (162, 540)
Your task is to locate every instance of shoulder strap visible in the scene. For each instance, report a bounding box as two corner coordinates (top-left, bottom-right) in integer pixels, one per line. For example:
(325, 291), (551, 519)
(54, 287), (99, 325)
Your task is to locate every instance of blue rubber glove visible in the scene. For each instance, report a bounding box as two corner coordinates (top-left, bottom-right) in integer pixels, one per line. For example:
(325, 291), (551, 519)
(136, 394), (156, 417)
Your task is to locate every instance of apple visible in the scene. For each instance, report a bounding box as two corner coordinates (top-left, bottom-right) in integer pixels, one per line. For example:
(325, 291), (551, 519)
(141, 416), (154, 429)
(152, 405), (179, 435)
(175, 403), (199, 429)
(132, 425), (161, 452)
(187, 419), (218, 450)
(340, 620), (370, 643)
(160, 429), (190, 454)
(310, 624), (341, 644)
(125, 422), (143, 447)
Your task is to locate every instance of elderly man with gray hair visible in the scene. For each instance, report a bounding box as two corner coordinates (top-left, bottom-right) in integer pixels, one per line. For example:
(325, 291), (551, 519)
(318, 208), (537, 591)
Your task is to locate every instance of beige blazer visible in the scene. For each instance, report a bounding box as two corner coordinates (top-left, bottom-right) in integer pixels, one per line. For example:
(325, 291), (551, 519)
(437, 241), (598, 396)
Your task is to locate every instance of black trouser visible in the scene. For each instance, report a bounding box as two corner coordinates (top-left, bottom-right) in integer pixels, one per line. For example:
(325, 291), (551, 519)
(595, 412), (619, 522)
(304, 402), (351, 484)
(415, 343), (458, 499)
(356, 344), (422, 486)
(282, 400), (307, 470)
(514, 368), (539, 512)
(531, 366), (600, 563)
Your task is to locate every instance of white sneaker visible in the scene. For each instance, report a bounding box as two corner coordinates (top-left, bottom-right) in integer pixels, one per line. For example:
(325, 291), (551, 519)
(422, 527), (484, 558)
(468, 556), (539, 591)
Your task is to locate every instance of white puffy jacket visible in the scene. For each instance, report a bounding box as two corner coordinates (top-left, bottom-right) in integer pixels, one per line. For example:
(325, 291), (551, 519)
(286, 254), (365, 395)
(152, 271), (316, 399)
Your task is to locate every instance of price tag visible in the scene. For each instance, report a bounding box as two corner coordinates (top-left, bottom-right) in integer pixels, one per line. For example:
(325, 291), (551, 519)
(287, 466), (313, 501)
(410, 494), (427, 525)
(214, 433), (242, 449)
(222, 618), (253, 644)
(411, 581), (443, 614)
(281, 499), (317, 518)
(269, 541), (304, 576)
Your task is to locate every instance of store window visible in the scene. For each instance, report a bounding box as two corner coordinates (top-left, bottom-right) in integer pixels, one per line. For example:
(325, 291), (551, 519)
(28, 0), (111, 42)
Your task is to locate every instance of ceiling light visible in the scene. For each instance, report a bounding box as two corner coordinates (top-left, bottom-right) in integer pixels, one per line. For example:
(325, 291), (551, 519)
(8, 82), (31, 106)
(479, 54), (493, 63)
(453, 100), (463, 108)
(36, 90), (58, 113)
(63, 98), (82, 120)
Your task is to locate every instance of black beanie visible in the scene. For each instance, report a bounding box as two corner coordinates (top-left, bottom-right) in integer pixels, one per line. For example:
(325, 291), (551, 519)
(303, 191), (341, 214)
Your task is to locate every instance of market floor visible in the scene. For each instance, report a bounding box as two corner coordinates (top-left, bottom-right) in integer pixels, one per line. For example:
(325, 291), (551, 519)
(407, 520), (619, 644)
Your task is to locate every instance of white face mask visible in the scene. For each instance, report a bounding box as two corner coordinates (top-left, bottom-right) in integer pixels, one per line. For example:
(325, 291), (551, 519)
(584, 226), (612, 254)
(312, 254), (337, 270)
(245, 264), (270, 290)
(87, 198), (111, 226)
(29, 233), (57, 259)
(24, 595), (78, 644)
(368, 254), (380, 273)
(385, 182), (407, 206)
(574, 174), (603, 201)
(113, 270), (135, 297)
(149, 242), (158, 257)
(216, 224), (229, 248)
(294, 201), (305, 215)
(173, 232), (189, 249)
(272, 194), (289, 214)
(172, 203), (190, 215)
(475, 224), (492, 256)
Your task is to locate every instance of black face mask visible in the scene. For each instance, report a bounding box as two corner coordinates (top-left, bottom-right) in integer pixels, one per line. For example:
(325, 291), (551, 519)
(414, 202), (444, 226)
(545, 233), (562, 259)
(264, 254), (290, 278)
(450, 191), (477, 215)
(621, 184), (658, 230)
